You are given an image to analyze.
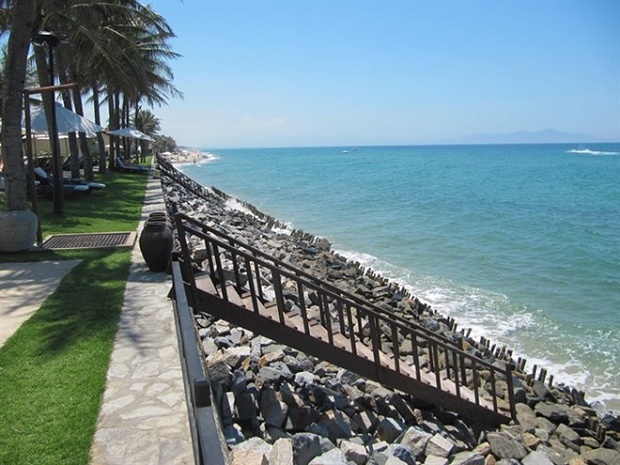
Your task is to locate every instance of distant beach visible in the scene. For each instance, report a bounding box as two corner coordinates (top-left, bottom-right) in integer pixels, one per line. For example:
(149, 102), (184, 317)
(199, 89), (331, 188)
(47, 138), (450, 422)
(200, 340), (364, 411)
(159, 149), (215, 165)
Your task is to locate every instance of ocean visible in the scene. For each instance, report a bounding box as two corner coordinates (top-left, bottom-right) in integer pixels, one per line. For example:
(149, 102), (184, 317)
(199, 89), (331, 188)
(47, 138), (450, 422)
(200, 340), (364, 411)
(178, 143), (620, 412)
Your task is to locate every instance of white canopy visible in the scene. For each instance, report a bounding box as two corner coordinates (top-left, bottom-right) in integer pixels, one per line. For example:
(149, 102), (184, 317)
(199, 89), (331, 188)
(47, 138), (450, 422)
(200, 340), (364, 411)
(107, 127), (154, 142)
(29, 103), (103, 137)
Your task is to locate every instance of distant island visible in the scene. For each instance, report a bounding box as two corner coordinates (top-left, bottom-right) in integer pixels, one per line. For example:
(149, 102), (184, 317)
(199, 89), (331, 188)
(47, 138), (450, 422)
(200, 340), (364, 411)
(450, 129), (614, 145)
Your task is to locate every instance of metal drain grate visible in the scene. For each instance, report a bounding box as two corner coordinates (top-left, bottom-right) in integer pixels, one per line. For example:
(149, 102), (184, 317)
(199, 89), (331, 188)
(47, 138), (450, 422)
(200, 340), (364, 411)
(42, 232), (137, 250)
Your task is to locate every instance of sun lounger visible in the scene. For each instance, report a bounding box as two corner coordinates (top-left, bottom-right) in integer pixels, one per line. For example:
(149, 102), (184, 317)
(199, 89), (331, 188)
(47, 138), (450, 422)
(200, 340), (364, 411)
(34, 167), (93, 197)
(115, 157), (149, 174)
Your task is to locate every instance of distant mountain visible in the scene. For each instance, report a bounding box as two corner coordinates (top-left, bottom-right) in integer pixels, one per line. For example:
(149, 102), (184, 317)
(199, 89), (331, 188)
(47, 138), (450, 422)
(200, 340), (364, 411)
(452, 129), (601, 145)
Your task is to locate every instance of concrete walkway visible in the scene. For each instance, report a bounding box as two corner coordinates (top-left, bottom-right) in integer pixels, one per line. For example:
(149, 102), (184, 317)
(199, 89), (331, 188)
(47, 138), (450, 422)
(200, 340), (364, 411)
(90, 176), (194, 465)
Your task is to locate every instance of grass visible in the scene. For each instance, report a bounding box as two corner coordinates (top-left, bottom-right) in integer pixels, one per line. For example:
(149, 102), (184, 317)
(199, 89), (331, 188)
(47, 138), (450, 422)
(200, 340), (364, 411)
(0, 168), (149, 464)
(37, 170), (149, 237)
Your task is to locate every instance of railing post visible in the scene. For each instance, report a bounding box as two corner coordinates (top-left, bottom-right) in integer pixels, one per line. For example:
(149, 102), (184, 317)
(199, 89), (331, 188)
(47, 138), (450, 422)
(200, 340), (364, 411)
(230, 246), (242, 290)
(345, 305), (357, 355)
(253, 256), (264, 300)
(335, 297), (346, 335)
(460, 351), (467, 388)
(390, 323), (400, 373)
(193, 377), (212, 407)
(472, 360), (480, 406)
(432, 342), (442, 389)
(368, 314), (383, 381)
(505, 362), (516, 420)
(244, 256), (260, 313)
(489, 369), (498, 413)
(272, 268), (286, 324)
(452, 350), (460, 399)
(322, 294), (334, 346)
(212, 243), (228, 301)
(297, 280), (311, 335)
(411, 331), (421, 380)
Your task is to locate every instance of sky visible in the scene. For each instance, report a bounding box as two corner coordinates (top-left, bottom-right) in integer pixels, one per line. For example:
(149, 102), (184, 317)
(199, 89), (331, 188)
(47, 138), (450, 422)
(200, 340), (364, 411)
(146, 0), (620, 148)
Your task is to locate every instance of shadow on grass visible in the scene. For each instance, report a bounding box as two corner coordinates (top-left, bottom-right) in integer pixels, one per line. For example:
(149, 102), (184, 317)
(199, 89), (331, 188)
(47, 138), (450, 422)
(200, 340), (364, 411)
(28, 250), (132, 357)
(0, 249), (133, 465)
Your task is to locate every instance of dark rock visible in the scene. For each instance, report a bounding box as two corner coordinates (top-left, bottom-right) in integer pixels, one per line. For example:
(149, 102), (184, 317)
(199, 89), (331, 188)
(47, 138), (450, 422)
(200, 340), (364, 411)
(536, 402), (570, 424)
(353, 410), (380, 434)
(320, 409), (353, 442)
(486, 432), (529, 460)
(338, 439), (369, 465)
(556, 423), (582, 448)
(260, 386), (288, 428)
(376, 418), (405, 443)
(448, 451), (486, 465)
(384, 444), (416, 465)
(535, 444), (566, 465)
(388, 394), (416, 423)
(258, 362), (293, 383)
(224, 424), (246, 446)
(532, 380), (555, 401)
(292, 432), (323, 465)
(206, 359), (232, 389)
(287, 406), (319, 431)
(581, 447), (620, 465)
(398, 426), (432, 458)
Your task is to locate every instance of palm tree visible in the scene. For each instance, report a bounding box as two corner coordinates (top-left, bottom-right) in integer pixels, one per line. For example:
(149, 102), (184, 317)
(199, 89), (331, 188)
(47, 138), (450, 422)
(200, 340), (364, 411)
(1, 0), (35, 212)
(29, 1), (181, 174)
(2, 0), (181, 199)
(134, 109), (160, 136)
(133, 108), (160, 161)
(97, 4), (181, 167)
(0, 0), (39, 252)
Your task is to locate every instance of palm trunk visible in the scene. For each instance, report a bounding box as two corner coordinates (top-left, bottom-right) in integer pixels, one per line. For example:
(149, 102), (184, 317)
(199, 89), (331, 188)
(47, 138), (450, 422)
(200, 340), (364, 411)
(107, 89), (117, 170)
(1, 0), (35, 211)
(68, 66), (94, 181)
(91, 84), (107, 174)
(57, 53), (80, 179)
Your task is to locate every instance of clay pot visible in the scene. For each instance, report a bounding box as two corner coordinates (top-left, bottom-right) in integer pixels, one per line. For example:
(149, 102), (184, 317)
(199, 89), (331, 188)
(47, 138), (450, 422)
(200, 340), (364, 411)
(139, 221), (173, 272)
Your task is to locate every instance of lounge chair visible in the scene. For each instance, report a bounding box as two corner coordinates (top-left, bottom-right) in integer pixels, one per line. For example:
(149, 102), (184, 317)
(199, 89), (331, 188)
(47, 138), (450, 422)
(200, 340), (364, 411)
(115, 157), (149, 174)
(37, 167), (105, 192)
(34, 167), (92, 197)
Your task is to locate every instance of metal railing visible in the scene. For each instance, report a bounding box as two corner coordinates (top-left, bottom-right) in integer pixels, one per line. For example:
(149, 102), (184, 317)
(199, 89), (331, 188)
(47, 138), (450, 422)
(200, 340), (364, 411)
(175, 213), (516, 423)
(156, 154), (213, 201)
(170, 256), (227, 465)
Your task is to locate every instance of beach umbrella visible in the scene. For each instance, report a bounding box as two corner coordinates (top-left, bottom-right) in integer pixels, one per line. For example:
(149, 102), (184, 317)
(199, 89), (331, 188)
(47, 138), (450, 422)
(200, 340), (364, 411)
(29, 103), (103, 137)
(107, 126), (154, 142)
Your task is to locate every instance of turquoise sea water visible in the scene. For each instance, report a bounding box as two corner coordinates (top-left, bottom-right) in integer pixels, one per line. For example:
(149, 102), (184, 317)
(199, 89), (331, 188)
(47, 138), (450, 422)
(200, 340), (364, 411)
(179, 143), (620, 410)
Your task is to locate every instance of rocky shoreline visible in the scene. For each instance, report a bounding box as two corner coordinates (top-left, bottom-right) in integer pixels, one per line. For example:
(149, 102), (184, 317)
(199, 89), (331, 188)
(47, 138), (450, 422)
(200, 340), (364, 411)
(160, 165), (619, 465)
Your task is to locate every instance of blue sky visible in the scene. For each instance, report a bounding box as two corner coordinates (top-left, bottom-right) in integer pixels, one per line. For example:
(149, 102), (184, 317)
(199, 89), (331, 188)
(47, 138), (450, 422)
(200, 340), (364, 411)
(147, 0), (619, 148)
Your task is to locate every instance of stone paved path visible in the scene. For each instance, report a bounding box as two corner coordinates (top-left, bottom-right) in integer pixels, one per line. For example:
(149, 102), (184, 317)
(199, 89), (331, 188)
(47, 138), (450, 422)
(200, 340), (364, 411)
(90, 176), (193, 465)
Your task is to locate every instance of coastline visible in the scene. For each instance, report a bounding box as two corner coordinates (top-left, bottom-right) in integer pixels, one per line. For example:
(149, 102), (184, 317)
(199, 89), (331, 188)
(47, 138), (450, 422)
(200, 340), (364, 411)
(158, 148), (213, 165)
(160, 154), (620, 464)
(168, 149), (619, 414)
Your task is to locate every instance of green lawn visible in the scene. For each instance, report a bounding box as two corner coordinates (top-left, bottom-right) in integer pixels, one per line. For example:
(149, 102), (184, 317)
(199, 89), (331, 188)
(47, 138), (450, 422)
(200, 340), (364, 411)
(0, 169), (149, 464)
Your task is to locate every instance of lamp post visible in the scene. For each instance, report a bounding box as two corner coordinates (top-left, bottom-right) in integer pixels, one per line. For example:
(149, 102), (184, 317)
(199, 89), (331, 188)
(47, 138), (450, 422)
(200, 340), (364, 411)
(34, 31), (63, 215)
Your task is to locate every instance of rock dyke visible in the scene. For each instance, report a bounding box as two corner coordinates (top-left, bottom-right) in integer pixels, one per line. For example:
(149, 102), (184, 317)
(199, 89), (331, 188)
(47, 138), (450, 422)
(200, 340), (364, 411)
(159, 168), (620, 465)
